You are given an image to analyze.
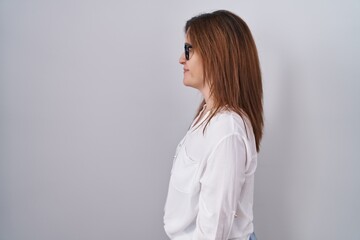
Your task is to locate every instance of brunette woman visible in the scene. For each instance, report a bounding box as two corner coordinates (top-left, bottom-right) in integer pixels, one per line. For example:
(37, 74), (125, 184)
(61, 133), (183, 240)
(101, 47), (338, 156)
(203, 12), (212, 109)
(164, 10), (263, 240)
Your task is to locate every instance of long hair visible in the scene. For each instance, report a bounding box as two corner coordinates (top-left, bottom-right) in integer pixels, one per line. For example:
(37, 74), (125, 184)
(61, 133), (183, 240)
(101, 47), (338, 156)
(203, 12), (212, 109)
(185, 10), (264, 152)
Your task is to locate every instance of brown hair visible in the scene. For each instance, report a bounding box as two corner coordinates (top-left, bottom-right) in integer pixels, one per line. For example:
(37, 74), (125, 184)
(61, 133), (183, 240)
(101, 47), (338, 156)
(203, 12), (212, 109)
(185, 10), (264, 152)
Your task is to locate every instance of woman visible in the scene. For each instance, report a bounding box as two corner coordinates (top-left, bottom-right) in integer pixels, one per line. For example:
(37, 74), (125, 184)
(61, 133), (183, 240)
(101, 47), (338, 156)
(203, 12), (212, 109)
(164, 10), (263, 240)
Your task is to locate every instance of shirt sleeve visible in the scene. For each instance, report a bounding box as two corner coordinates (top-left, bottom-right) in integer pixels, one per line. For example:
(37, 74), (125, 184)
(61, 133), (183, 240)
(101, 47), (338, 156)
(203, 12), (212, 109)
(192, 133), (247, 240)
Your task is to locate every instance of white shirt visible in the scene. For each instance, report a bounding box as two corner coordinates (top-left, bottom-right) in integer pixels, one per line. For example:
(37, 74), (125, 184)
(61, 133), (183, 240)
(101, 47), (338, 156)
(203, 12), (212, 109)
(163, 107), (257, 240)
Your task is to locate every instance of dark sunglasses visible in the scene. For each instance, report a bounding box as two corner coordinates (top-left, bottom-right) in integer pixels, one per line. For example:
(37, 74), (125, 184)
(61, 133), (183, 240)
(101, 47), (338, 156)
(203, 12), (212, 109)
(184, 43), (193, 60)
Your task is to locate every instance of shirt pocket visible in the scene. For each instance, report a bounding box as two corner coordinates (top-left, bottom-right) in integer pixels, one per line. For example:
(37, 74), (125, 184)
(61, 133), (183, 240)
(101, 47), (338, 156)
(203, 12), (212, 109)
(170, 146), (201, 194)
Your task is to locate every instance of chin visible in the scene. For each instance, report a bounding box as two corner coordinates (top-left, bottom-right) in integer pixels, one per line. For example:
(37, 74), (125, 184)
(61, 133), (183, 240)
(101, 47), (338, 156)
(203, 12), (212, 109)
(183, 78), (191, 87)
(183, 79), (201, 90)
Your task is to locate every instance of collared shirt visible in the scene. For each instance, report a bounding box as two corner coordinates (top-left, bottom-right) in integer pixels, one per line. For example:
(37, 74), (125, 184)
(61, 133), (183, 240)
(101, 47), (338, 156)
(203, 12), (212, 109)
(163, 107), (257, 240)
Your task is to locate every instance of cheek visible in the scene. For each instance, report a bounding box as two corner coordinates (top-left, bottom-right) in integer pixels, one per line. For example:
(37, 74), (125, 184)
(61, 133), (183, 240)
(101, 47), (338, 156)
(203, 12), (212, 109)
(193, 66), (203, 82)
(193, 59), (204, 79)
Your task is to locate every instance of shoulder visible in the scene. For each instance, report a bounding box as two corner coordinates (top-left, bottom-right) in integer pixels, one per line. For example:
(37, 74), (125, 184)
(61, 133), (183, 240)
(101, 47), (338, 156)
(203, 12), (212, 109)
(185, 109), (256, 162)
(203, 110), (251, 141)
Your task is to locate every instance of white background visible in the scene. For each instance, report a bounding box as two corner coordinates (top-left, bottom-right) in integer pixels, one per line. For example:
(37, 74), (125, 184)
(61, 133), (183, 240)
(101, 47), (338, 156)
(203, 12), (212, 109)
(1, 0), (359, 239)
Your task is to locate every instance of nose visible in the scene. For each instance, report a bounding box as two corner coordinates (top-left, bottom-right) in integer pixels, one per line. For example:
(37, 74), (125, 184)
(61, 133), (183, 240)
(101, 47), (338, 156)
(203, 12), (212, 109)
(179, 52), (186, 65)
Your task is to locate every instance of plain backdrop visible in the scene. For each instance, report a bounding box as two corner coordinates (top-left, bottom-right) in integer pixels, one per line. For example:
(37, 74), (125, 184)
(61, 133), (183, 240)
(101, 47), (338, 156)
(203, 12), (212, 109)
(1, 0), (359, 239)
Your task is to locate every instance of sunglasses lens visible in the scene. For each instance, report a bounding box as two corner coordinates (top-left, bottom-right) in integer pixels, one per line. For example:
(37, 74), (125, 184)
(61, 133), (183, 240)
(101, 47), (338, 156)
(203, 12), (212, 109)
(184, 44), (192, 60)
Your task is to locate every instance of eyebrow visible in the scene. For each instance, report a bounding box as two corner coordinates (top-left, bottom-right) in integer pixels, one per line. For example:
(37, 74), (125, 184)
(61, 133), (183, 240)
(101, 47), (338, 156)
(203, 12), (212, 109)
(185, 42), (193, 47)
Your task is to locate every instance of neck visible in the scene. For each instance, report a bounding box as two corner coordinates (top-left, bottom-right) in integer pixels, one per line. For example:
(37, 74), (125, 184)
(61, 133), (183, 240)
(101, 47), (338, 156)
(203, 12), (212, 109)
(200, 83), (214, 111)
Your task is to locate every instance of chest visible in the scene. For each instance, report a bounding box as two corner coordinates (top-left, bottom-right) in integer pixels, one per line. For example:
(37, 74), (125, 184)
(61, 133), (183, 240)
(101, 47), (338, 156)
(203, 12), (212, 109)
(170, 130), (216, 194)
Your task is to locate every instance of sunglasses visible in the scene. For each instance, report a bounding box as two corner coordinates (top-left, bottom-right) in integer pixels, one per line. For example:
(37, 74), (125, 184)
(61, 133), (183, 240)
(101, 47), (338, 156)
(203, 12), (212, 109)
(184, 43), (193, 60)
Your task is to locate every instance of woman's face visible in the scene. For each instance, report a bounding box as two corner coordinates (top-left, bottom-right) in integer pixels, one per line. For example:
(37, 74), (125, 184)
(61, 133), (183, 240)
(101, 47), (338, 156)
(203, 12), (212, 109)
(179, 35), (204, 90)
